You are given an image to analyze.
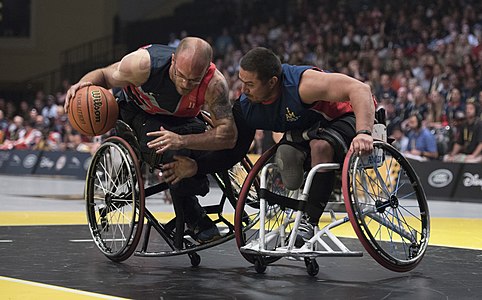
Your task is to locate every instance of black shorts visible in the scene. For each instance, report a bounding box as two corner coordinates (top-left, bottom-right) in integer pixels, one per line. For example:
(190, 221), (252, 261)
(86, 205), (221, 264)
(117, 99), (209, 197)
(282, 113), (356, 164)
(118, 100), (206, 161)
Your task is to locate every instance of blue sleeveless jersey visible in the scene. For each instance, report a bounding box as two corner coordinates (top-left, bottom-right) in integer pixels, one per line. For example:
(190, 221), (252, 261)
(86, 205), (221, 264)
(239, 64), (323, 132)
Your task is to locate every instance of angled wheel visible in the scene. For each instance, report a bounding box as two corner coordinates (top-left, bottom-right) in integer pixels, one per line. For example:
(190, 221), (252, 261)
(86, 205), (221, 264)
(305, 258), (319, 277)
(235, 145), (298, 265)
(85, 136), (145, 262)
(342, 141), (430, 272)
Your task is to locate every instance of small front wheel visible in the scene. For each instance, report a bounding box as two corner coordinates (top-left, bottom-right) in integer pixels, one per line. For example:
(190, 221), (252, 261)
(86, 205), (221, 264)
(254, 257), (267, 274)
(306, 258), (319, 277)
(189, 252), (201, 267)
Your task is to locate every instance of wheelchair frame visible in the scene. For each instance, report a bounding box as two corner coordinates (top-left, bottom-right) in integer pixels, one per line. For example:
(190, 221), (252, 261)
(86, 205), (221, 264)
(234, 139), (430, 276)
(85, 116), (252, 266)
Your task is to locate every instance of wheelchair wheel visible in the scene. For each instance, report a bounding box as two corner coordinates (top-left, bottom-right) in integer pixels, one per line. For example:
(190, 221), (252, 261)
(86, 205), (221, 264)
(235, 145), (297, 265)
(342, 141), (430, 272)
(85, 136), (145, 262)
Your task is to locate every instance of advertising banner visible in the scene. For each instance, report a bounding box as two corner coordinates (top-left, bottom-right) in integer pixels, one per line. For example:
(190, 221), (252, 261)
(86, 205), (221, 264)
(452, 163), (482, 202)
(0, 150), (41, 175)
(0, 150), (91, 179)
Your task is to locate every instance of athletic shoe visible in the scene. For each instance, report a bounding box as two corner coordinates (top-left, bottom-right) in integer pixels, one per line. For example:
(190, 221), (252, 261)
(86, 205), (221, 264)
(295, 217), (315, 247)
(188, 216), (221, 244)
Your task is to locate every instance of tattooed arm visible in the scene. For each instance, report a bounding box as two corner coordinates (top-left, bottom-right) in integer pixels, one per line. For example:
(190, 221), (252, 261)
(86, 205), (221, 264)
(147, 69), (237, 152)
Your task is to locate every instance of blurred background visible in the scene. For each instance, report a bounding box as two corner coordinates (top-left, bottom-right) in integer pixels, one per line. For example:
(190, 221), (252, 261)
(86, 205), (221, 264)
(0, 1), (481, 197)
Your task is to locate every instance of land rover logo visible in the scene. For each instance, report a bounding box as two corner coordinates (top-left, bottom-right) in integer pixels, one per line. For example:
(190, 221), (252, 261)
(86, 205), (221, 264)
(428, 169), (453, 188)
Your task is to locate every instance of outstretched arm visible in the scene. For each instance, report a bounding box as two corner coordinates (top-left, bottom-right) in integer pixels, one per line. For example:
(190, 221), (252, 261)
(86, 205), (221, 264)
(64, 49), (151, 112)
(162, 102), (254, 183)
(147, 70), (238, 152)
(299, 70), (375, 154)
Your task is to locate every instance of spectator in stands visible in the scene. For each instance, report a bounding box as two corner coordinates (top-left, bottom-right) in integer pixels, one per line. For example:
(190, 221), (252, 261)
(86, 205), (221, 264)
(41, 95), (58, 126)
(18, 100), (31, 120)
(426, 90), (448, 127)
(444, 100), (482, 163)
(419, 64), (434, 93)
(214, 27), (234, 58)
(403, 113), (438, 161)
(0, 120), (41, 150)
(384, 100), (402, 136)
(394, 87), (413, 122)
(347, 59), (367, 82)
(0, 98), (5, 113)
(5, 115), (24, 141)
(478, 90), (482, 116)
(0, 109), (7, 143)
(167, 33), (180, 48)
(66, 131), (91, 152)
(445, 88), (465, 121)
(375, 74), (396, 103)
(411, 86), (429, 119)
(437, 74), (451, 99)
(391, 125), (409, 152)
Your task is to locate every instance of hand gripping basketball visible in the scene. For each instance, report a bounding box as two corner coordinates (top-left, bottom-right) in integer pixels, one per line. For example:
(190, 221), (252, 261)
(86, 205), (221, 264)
(67, 85), (119, 136)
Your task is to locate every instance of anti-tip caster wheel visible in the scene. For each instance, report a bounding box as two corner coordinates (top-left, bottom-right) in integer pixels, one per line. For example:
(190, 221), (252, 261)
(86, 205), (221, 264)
(254, 257), (267, 274)
(306, 259), (319, 277)
(189, 252), (201, 267)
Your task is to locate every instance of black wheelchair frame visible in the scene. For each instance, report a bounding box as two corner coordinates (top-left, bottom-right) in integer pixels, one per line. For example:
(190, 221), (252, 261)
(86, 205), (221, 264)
(85, 113), (253, 266)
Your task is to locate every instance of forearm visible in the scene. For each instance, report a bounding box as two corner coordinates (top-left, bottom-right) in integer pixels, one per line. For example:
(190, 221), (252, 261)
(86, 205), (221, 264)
(196, 126), (254, 174)
(180, 122), (237, 151)
(422, 150), (438, 159)
(349, 84), (375, 132)
(450, 143), (462, 156)
(471, 143), (482, 157)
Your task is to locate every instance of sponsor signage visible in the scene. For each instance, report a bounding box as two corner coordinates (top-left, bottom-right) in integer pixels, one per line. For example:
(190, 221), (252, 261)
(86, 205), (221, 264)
(0, 150), (90, 179)
(453, 164), (482, 201)
(0, 150), (40, 175)
(407, 159), (462, 201)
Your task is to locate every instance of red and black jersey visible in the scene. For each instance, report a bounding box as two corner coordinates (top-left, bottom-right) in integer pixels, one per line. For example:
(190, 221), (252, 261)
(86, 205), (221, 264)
(122, 44), (216, 118)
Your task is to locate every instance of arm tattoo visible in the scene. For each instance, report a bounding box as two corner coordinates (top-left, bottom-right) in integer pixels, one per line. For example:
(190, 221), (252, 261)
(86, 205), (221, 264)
(210, 79), (233, 120)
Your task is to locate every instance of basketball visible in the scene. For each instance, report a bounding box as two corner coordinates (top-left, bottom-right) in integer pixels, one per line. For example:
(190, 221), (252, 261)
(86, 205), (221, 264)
(68, 85), (119, 136)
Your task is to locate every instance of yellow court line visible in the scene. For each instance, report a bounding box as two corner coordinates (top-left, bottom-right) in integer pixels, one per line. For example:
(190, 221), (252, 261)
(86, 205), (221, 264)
(327, 217), (482, 251)
(0, 276), (129, 300)
(1, 212), (481, 250)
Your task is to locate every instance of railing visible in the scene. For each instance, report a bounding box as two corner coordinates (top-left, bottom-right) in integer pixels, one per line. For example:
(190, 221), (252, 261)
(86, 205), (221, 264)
(20, 36), (126, 95)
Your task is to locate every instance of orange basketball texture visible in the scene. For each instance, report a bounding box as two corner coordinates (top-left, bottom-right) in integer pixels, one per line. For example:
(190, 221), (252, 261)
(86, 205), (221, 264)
(68, 86), (118, 136)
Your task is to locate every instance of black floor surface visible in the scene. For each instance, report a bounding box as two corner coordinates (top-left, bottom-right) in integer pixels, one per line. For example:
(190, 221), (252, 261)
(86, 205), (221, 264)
(1, 225), (481, 299)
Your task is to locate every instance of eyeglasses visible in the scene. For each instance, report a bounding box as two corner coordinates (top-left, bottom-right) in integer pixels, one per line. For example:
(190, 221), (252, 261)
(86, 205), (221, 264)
(173, 62), (204, 85)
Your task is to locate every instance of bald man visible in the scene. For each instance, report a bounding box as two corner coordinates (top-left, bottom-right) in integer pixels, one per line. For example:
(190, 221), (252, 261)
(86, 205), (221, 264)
(65, 37), (237, 243)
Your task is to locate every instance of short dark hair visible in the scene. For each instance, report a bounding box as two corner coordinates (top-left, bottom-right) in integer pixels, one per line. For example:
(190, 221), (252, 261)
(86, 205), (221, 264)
(240, 47), (282, 83)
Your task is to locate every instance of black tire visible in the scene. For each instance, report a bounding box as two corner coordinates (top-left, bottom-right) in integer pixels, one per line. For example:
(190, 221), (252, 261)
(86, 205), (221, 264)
(306, 259), (319, 277)
(189, 252), (201, 267)
(85, 136), (145, 262)
(342, 141), (430, 272)
(254, 257), (267, 274)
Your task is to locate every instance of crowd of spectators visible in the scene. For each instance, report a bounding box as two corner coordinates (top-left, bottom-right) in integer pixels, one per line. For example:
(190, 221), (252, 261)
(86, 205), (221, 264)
(1, 0), (481, 162)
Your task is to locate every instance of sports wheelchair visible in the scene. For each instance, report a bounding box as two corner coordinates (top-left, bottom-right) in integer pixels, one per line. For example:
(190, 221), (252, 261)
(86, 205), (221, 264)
(234, 117), (430, 276)
(84, 112), (252, 266)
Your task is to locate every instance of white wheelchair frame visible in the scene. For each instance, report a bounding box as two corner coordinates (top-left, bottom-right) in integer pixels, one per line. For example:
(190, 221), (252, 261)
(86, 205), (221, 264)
(236, 124), (430, 276)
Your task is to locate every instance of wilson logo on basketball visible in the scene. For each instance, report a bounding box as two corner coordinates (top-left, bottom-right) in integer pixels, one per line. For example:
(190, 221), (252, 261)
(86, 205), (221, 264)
(91, 90), (103, 123)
